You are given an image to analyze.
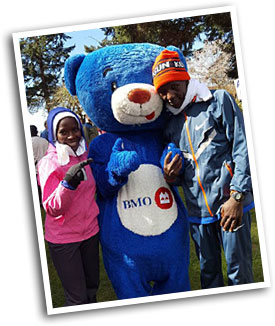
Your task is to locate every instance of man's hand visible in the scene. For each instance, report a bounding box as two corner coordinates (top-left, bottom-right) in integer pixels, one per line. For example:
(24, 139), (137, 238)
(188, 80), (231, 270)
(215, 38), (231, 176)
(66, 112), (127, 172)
(163, 151), (182, 182)
(220, 197), (243, 232)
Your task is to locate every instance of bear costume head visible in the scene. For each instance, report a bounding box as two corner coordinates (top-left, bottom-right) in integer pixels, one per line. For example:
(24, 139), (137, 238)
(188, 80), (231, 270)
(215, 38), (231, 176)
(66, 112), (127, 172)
(64, 43), (188, 132)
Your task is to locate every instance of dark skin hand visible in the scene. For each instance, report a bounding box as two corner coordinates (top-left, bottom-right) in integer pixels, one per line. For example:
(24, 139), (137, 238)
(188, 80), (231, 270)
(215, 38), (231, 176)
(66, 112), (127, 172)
(163, 152), (182, 182)
(164, 151), (242, 232)
(164, 150), (242, 232)
(220, 197), (243, 232)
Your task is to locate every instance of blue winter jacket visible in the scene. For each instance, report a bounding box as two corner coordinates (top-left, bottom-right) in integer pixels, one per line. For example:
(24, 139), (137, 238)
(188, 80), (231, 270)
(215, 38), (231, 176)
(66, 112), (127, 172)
(164, 89), (254, 224)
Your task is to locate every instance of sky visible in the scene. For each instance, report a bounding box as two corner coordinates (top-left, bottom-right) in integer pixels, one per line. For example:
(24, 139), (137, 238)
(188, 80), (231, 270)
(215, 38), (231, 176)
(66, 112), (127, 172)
(65, 28), (106, 55)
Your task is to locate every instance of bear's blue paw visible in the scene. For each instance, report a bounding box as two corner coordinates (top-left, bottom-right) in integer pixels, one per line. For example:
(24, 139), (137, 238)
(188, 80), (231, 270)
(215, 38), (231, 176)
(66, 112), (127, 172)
(107, 138), (141, 185)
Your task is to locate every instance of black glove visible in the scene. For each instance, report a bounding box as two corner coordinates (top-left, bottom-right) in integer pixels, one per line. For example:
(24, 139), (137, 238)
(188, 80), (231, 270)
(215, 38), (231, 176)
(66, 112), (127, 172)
(63, 158), (93, 189)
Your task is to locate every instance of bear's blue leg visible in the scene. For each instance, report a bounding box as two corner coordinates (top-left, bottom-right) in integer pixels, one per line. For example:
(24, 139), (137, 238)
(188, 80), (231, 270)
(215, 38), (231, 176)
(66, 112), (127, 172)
(102, 247), (152, 299)
(151, 246), (191, 295)
(152, 270), (190, 295)
(152, 267), (190, 295)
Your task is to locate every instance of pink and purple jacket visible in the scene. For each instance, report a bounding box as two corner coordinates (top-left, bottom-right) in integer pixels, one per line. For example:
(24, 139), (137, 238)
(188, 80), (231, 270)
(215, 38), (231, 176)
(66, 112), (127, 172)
(38, 144), (99, 244)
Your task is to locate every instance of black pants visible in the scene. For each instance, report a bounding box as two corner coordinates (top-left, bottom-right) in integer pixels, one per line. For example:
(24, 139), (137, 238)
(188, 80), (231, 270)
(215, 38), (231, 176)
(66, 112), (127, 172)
(48, 233), (99, 306)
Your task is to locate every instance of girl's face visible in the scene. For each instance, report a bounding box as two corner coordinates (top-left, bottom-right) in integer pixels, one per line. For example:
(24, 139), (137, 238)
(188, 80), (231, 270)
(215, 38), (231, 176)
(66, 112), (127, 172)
(56, 117), (82, 152)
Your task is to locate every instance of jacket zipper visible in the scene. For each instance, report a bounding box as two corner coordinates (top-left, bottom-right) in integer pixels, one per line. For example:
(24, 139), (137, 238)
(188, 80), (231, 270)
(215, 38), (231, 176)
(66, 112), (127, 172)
(184, 112), (214, 217)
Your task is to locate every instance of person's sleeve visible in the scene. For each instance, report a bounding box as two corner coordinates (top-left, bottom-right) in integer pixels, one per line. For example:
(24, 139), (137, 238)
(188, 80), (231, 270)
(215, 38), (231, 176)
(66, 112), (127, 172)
(41, 171), (75, 217)
(220, 91), (252, 193)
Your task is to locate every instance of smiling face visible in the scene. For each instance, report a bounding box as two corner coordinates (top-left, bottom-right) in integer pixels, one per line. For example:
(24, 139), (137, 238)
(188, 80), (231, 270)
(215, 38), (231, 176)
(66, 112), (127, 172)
(56, 117), (82, 152)
(158, 80), (189, 109)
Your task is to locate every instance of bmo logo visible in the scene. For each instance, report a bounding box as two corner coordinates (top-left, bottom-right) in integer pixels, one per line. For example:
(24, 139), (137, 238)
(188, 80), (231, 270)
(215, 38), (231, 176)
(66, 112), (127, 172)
(122, 187), (173, 210)
(155, 187), (173, 209)
(117, 164), (177, 236)
(123, 196), (152, 209)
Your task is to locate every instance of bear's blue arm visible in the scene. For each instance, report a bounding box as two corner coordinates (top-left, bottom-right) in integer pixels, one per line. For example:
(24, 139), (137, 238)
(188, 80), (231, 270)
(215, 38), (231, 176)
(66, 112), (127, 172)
(107, 138), (140, 184)
(88, 134), (128, 198)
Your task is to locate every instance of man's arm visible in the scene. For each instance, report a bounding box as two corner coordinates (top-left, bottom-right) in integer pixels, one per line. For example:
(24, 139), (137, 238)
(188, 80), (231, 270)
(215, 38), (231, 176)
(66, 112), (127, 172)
(218, 91), (251, 231)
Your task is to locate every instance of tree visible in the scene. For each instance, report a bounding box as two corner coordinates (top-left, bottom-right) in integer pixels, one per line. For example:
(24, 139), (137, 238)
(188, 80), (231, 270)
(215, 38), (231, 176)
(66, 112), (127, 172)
(187, 39), (237, 99)
(84, 18), (204, 56)
(201, 12), (237, 78)
(188, 40), (231, 86)
(84, 12), (237, 78)
(20, 34), (75, 113)
(97, 17), (204, 57)
(49, 84), (85, 120)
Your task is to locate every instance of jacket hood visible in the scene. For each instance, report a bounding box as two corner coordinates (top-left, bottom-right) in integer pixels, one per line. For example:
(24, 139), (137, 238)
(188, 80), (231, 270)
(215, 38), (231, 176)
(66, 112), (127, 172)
(47, 107), (85, 146)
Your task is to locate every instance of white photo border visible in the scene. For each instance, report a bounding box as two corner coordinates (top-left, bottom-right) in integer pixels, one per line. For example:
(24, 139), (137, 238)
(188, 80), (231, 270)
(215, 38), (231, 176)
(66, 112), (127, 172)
(12, 5), (270, 316)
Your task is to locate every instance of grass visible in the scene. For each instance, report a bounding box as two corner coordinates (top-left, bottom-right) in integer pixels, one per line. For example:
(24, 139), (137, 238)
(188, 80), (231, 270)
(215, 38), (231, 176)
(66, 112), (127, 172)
(41, 191), (264, 308)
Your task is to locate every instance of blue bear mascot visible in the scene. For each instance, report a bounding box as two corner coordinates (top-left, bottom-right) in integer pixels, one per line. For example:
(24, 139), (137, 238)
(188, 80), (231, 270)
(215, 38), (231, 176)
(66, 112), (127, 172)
(64, 43), (190, 299)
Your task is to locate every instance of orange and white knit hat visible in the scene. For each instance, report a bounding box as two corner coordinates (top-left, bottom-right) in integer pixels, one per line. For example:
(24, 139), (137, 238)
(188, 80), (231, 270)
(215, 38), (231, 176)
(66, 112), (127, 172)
(152, 49), (190, 91)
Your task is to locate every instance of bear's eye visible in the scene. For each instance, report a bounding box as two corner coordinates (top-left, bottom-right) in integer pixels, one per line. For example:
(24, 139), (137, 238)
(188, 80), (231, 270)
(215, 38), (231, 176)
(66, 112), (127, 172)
(111, 81), (117, 92)
(103, 67), (113, 77)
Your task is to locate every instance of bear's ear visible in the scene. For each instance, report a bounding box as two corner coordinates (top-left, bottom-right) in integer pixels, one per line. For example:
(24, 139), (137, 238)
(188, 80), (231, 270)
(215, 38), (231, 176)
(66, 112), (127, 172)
(64, 54), (85, 96)
(166, 45), (188, 72)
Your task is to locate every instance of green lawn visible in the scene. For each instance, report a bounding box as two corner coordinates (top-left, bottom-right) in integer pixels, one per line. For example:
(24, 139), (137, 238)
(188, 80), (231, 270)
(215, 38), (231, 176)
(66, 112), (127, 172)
(41, 195), (264, 308)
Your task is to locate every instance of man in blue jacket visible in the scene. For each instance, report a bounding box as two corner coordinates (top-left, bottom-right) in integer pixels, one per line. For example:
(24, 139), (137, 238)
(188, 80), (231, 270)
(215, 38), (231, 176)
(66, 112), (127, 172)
(153, 49), (254, 289)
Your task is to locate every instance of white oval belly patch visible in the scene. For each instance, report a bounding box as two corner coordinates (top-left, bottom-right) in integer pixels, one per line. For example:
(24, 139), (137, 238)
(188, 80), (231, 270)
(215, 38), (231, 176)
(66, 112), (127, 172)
(117, 164), (178, 236)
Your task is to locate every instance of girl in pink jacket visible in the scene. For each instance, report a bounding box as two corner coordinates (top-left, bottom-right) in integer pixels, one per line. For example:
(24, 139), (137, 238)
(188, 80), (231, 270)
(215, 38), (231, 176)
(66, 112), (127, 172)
(38, 107), (99, 306)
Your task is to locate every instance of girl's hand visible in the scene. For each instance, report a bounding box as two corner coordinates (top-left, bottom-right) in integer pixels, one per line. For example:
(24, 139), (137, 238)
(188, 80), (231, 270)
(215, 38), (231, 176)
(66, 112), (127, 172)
(63, 158), (93, 189)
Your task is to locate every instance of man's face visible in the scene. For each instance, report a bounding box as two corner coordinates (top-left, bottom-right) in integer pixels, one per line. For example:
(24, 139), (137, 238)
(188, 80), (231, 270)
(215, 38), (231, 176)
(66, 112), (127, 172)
(158, 80), (189, 109)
